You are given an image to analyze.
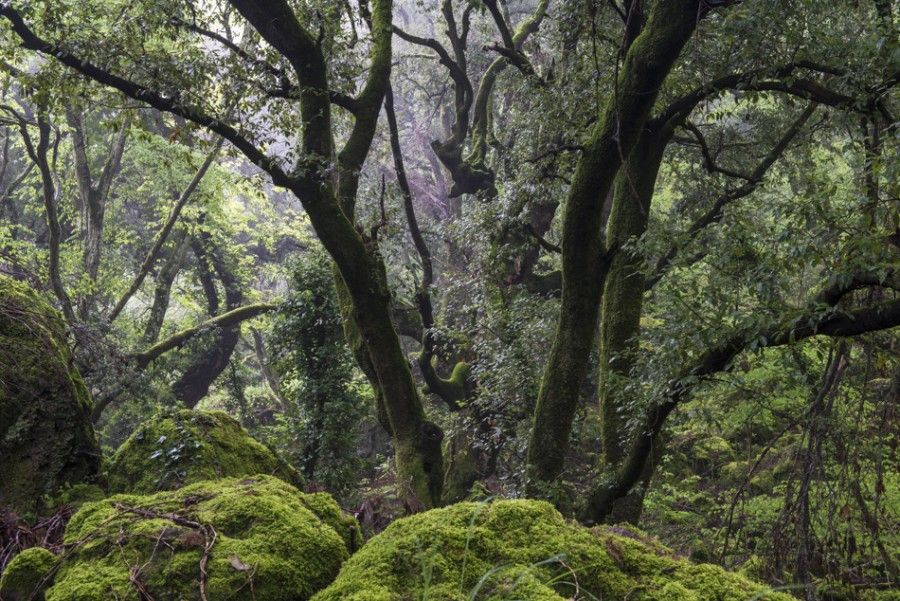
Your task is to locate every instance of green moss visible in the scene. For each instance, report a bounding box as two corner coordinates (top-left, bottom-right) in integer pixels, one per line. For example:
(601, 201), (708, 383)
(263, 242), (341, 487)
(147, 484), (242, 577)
(295, 492), (364, 553)
(44, 483), (107, 512)
(107, 409), (303, 494)
(0, 276), (100, 515)
(313, 499), (795, 601)
(44, 475), (356, 601)
(0, 546), (58, 601)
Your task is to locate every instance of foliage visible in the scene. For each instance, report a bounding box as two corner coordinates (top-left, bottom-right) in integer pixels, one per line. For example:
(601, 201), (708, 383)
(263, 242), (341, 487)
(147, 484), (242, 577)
(265, 248), (369, 504)
(641, 342), (899, 599)
(0, 0), (896, 596)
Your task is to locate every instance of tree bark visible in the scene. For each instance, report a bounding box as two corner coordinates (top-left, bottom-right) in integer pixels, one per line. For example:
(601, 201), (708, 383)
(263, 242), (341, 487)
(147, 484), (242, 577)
(67, 109), (128, 320)
(133, 302), (275, 368)
(172, 235), (243, 408)
(251, 327), (288, 412)
(15, 108), (76, 323)
(386, 85), (471, 410)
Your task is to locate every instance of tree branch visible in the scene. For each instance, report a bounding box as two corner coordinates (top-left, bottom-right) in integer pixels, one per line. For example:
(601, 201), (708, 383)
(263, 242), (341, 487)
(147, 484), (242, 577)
(0, 5), (298, 191)
(584, 282), (900, 523)
(108, 137), (224, 322)
(386, 84), (470, 409)
(682, 121), (752, 180)
(647, 103), (816, 288)
(4, 103), (75, 323)
(132, 302), (276, 368)
(655, 62), (884, 129)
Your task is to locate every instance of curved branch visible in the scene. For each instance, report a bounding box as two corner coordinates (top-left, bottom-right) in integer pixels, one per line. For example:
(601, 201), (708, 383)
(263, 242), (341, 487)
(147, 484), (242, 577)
(226, 0), (321, 85)
(655, 61), (888, 129)
(132, 302), (276, 368)
(8, 105), (76, 323)
(386, 84), (470, 409)
(583, 285), (900, 523)
(466, 0), (549, 178)
(0, 5), (298, 190)
(483, 0), (515, 51)
(681, 121), (752, 180)
(335, 0), (394, 214)
(393, 25), (473, 146)
(646, 103), (816, 288)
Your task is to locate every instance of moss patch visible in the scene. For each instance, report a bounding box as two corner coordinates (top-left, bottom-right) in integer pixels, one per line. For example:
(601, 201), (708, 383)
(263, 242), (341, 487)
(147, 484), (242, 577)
(0, 546), (58, 601)
(0, 276), (100, 515)
(43, 475), (356, 600)
(313, 499), (795, 601)
(107, 409), (303, 494)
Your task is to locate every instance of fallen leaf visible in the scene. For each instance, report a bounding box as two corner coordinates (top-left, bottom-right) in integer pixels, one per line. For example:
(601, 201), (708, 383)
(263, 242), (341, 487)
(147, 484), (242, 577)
(229, 555), (249, 571)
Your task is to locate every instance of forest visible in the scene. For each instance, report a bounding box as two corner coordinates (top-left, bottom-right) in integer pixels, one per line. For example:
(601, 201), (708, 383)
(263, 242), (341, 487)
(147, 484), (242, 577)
(0, 0), (897, 599)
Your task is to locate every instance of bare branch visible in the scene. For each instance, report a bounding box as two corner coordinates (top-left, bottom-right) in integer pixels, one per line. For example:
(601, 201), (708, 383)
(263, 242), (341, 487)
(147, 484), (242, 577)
(108, 138), (224, 323)
(647, 103), (816, 288)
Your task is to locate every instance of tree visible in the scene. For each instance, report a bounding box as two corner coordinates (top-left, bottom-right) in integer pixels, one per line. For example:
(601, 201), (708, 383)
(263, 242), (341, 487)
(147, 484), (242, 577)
(269, 249), (367, 502)
(0, 0), (444, 506)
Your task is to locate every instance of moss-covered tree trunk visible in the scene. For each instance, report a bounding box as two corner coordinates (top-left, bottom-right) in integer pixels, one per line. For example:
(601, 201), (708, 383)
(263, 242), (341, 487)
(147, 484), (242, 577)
(595, 127), (668, 522)
(172, 234), (242, 408)
(233, 0), (444, 507)
(143, 231), (188, 344)
(526, 0), (701, 495)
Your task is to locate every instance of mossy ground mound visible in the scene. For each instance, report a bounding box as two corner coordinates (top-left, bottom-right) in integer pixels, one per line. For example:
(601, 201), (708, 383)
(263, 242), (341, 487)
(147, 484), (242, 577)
(107, 409), (303, 493)
(37, 475), (358, 601)
(313, 499), (796, 601)
(0, 546), (57, 601)
(0, 276), (100, 515)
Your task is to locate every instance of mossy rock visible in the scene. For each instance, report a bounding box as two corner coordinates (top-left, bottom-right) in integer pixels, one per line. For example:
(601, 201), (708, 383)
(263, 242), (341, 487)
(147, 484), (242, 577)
(41, 475), (358, 600)
(313, 499), (795, 601)
(0, 546), (58, 601)
(107, 409), (303, 494)
(0, 276), (100, 515)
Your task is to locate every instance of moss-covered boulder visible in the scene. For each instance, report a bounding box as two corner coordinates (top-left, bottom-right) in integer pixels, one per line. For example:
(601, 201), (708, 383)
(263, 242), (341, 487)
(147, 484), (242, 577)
(0, 276), (100, 515)
(41, 475), (358, 600)
(313, 499), (795, 601)
(107, 409), (303, 494)
(0, 546), (58, 601)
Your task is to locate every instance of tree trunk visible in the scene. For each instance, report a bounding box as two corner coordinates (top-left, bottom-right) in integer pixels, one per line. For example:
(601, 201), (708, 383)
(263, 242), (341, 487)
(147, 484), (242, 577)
(526, 0), (701, 494)
(251, 327), (288, 412)
(67, 109), (128, 320)
(18, 110), (75, 324)
(172, 235), (242, 408)
(143, 230), (188, 344)
(333, 252), (444, 507)
(596, 128), (668, 522)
